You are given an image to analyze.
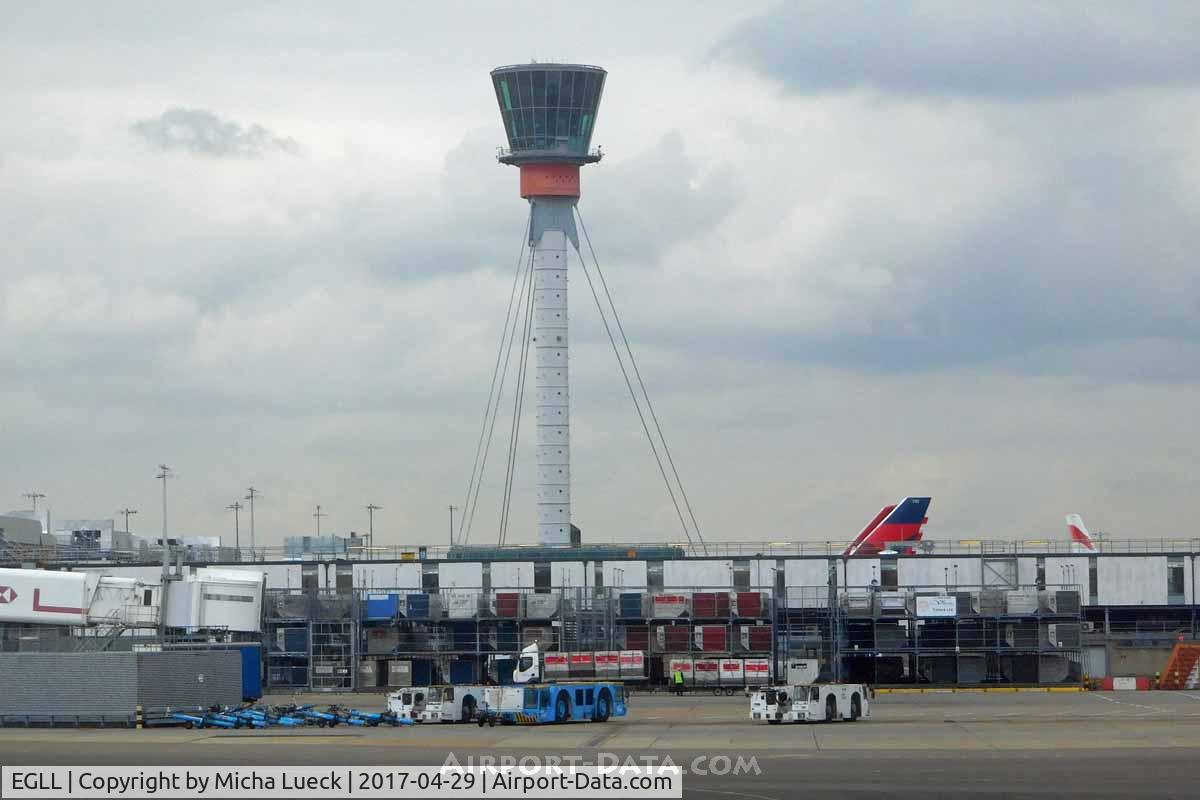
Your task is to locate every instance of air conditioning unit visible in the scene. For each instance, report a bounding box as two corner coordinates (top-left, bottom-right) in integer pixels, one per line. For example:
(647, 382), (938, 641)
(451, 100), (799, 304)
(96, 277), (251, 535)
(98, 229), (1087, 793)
(1080, 621), (1096, 633)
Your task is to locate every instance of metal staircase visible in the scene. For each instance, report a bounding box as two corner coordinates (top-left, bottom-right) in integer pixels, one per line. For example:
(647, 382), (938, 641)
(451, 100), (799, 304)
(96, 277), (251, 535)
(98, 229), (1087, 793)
(1160, 642), (1200, 689)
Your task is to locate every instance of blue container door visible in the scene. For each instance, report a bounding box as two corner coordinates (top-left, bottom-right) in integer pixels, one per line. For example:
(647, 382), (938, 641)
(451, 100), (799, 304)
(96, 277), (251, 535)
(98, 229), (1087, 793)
(407, 594), (430, 618)
(240, 646), (263, 701)
(412, 659), (432, 686)
(449, 659), (476, 685)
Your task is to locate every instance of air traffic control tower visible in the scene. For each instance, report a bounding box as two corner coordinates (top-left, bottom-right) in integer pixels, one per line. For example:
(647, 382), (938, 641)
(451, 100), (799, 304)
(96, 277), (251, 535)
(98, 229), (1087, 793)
(491, 63), (606, 546)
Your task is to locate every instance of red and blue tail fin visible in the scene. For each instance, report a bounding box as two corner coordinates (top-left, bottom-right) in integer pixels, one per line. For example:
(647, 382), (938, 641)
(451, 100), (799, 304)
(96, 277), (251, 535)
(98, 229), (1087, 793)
(844, 497), (932, 556)
(1065, 514), (1097, 552)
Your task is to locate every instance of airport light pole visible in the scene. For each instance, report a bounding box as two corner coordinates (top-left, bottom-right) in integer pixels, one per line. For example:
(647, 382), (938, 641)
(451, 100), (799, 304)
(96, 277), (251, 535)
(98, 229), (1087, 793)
(448, 505), (458, 548)
(366, 504), (382, 555)
(118, 508), (138, 535)
(314, 505), (327, 536)
(245, 487), (262, 557)
(155, 464), (173, 571)
(22, 491), (46, 513)
(227, 501), (243, 554)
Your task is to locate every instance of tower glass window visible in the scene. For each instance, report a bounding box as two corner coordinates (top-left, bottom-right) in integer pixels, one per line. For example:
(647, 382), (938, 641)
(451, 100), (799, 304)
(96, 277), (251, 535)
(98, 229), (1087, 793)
(492, 64), (606, 160)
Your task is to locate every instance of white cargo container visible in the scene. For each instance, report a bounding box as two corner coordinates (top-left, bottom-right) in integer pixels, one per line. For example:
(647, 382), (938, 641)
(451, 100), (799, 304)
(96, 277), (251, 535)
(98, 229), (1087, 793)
(594, 651), (619, 679)
(652, 593), (690, 618)
(618, 650), (645, 680)
(694, 658), (721, 685)
(446, 590), (480, 619)
(719, 658), (744, 686)
(744, 657), (771, 688)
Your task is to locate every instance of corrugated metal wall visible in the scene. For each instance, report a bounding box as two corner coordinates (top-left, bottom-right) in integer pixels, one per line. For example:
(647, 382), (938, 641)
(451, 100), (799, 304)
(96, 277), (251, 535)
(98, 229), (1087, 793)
(0, 651), (242, 716)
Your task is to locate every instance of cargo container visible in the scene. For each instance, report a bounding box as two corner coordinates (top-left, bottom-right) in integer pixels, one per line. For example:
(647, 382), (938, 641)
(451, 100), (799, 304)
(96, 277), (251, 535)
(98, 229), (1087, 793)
(658, 624), (691, 652)
(522, 625), (554, 649)
(544, 652), (569, 680)
(737, 624), (772, 652)
(364, 593), (401, 621)
(495, 592), (520, 618)
(733, 592), (765, 618)
(665, 655), (693, 685)
(405, 593), (440, 619)
(877, 591), (909, 615)
(364, 627), (399, 654)
(388, 660), (412, 687)
(618, 592), (648, 618)
(692, 592), (730, 618)
(1006, 591), (1039, 615)
(447, 590), (481, 619)
(695, 625), (728, 652)
(524, 593), (560, 619)
(569, 652), (595, 680)
(619, 650), (646, 680)
(652, 593), (690, 618)
(450, 659), (477, 684)
(622, 625), (650, 651)
(595, 651), (619, 679)
(719, 658), (744, 686)
(744, 657), (771, 688)
(359, 659), (380, 688)
(694, 658), (721, 685)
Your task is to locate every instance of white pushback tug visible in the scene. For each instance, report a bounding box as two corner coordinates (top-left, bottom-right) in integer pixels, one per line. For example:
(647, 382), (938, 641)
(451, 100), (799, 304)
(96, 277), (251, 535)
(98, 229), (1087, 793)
(749, 683), (871, 724)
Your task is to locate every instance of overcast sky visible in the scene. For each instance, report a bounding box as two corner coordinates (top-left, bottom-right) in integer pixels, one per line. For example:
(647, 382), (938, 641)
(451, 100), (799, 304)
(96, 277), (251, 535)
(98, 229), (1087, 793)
(2, 2), (1198, 548)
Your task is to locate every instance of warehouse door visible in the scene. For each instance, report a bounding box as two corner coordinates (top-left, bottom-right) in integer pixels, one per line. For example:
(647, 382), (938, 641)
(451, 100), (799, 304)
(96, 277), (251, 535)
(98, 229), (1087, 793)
(982, 558), (1018, 589)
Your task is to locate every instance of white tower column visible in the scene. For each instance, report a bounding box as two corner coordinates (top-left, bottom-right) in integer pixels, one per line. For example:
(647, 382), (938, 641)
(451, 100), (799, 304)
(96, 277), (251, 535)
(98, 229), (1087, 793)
(533, 227), (571, 545)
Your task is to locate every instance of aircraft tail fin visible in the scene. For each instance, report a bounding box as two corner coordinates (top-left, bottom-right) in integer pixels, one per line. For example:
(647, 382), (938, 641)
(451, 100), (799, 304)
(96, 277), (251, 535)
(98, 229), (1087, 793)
(844, 497), (932, 556)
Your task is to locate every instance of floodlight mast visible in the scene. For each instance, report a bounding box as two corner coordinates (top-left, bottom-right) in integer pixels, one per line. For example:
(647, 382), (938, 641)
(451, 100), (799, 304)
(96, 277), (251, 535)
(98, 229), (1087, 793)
(490, 63), (606, 546)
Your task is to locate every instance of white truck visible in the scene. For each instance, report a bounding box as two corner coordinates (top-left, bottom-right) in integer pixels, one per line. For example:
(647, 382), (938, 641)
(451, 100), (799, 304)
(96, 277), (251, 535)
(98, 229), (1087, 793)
(749, 683), (871, 724)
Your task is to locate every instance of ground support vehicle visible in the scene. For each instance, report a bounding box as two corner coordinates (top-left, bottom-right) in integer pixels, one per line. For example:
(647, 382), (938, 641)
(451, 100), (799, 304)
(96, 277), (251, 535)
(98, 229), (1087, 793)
(749, 684), (870, 724)
(474, 683), (627, 726)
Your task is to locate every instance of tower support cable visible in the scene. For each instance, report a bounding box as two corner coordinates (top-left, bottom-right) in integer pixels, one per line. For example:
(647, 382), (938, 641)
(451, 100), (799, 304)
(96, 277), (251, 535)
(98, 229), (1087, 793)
(572, 208), (703, 552)
(459, 210), (532, 546)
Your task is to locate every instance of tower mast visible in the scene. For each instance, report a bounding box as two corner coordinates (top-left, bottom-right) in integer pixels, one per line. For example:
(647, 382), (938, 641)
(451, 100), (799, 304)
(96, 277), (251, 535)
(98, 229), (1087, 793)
(490, 63), (606, 546)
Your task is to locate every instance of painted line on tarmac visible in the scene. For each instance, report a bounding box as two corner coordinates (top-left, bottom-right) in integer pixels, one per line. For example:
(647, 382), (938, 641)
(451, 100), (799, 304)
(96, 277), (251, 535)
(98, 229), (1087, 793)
(689, 787), (781, 800)
(1090, 695), (1172, 714)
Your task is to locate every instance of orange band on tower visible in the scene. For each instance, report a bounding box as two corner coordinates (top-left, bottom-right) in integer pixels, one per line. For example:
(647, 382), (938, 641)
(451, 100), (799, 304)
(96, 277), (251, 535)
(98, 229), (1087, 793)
(520, 163), (580, 198)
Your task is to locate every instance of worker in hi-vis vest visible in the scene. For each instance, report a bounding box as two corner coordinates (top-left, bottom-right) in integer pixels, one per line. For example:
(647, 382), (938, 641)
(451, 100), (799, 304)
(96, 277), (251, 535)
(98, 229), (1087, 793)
(673, 669), (685, 695)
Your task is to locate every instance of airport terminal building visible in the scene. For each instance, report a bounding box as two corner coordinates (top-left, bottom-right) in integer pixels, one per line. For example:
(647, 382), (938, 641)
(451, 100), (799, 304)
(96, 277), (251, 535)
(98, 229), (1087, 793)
(2, 533), (1196, 692)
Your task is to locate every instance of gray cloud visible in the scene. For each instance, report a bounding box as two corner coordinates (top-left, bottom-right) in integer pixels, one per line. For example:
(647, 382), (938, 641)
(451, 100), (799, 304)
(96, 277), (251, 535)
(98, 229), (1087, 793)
(132, 107), (301, 157)
(716, 1), (1200, 97)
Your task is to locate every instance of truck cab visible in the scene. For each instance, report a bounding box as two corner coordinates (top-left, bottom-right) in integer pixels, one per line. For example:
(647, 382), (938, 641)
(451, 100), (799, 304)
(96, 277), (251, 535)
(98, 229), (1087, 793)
(388, 686), (444, 722)
(750, 684), (869, 724)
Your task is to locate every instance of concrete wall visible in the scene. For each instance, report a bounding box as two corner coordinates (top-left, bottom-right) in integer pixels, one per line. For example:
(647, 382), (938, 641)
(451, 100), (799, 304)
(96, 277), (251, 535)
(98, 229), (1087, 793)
(352, 562), (420, 590)
(552, 561), (585, 589)
(1098, 557), (1167, 605)
(0, 650), (241, 717)
(1107, 645), (1174, 678)
(438, 562), (482, 588)
(664, 559), (732, 589)
(898, 557), (983, 589)
(490, 561), (534, 589)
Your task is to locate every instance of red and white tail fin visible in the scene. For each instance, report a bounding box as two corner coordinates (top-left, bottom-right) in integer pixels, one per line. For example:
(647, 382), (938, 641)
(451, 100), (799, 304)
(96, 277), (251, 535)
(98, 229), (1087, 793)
(1065, 514), (1097, 553)
(844, 498), (932, 556)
